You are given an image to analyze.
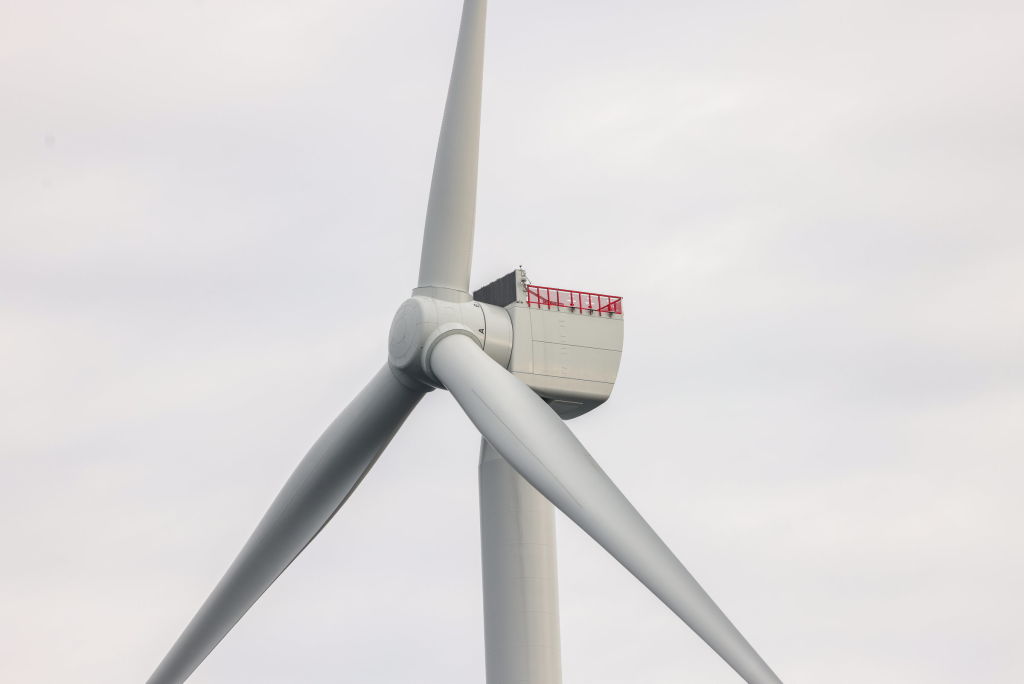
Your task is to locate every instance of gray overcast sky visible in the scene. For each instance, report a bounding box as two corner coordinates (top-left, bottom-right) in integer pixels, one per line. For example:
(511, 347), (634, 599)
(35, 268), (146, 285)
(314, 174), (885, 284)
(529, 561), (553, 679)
(2, 1), (1022, 682)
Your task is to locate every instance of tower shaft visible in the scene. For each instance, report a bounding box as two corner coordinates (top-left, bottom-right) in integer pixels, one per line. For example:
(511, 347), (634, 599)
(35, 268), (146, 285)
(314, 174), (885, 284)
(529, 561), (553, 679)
(479, 438), (563, 684)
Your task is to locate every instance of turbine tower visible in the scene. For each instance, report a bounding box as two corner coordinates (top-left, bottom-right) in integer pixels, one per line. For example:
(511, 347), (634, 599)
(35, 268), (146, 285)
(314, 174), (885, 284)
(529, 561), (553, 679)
(147, 2), (784, 683)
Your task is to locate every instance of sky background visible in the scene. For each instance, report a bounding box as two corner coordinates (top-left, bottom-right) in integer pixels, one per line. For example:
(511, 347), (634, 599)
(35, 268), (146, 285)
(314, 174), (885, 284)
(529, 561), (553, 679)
(2, 1), (1022, 682)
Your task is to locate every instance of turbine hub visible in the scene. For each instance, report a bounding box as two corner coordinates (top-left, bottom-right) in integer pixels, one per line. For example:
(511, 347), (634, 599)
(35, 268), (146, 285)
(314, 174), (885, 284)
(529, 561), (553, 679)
(387, 295), (512, 389)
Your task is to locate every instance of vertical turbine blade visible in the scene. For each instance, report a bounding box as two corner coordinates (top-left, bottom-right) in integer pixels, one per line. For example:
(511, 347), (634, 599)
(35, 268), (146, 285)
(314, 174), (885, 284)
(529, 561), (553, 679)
(417, 0), (488, 294)
(147, 366), (424, 684)
(430, 334), (783, 684)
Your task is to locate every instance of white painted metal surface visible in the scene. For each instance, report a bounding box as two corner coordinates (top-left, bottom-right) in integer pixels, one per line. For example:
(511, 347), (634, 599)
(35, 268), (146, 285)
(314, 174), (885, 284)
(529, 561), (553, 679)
(431, 333), (783, 684)
(146, 1), (787, 682)
(147, 365), (424, 684)
(387, 295), (512, 388)
(480, 438), (562, 684)
(417, 0), (487, 295)
(472, 267), (624, 418)
(505, 269), (624, 418)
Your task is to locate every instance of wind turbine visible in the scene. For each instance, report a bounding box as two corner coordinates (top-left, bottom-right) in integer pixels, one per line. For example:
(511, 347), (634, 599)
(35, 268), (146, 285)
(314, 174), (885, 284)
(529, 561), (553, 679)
(147, 2), (784, 683)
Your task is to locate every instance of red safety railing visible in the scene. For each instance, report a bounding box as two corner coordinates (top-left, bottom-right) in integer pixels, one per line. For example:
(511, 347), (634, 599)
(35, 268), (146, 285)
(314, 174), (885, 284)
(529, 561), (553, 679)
(526, 284), (623, 315)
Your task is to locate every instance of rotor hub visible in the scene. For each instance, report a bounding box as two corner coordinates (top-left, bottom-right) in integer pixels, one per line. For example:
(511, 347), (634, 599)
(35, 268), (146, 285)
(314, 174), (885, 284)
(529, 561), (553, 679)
(387, 295), (512, 388)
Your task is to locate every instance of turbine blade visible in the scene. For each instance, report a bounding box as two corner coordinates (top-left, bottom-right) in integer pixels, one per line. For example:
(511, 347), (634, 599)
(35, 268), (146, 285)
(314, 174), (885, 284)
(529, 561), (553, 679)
(430, 334), (783, 684)
(147, 365), (425, 684)
(417, 0), (487, 294)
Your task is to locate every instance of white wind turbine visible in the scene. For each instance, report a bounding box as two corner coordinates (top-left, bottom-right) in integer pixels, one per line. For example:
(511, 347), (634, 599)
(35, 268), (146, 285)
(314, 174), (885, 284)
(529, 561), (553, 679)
(147, 2), (784, 683)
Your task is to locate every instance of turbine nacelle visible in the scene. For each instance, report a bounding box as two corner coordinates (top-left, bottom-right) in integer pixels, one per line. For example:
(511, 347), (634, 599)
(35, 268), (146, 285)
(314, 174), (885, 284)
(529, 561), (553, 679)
(474, 268), (625, 419)
(389, 267), (626, 418)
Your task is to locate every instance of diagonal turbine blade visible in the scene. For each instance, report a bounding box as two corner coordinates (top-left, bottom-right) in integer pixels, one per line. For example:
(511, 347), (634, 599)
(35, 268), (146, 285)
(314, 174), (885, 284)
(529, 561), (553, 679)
(147, 365), (424, 684)
(430, 334), (783, 684)
(417, 0), (487, 295)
